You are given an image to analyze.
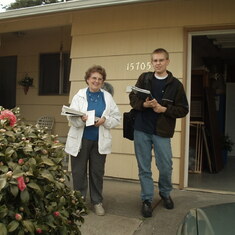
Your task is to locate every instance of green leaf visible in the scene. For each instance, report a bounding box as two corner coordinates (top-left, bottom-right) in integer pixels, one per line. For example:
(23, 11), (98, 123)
(8, 161), (17, 169)
(0, 176), (7, 191)
(7, 220), (19, 232)
(0, 223), (7, 235)
(23, 144), (33, 152)
(0, 205), (8, 219)
(0, 177), (6, 191)
(27, 182), (42, 195)
(25, 167), (34, 176)
(41, 156), (55, 166)
(52, 157), (62, 164)
(48, 165), (59, 171)
(18, 230), (25, 235)
(12, 169), (24, 179)
(10, 184), (19, 197)
(22, 220), (34, 233)
(59, 225), (67, 234)
(34, 146), (42, 152)
(27, 158), (37, 165)
(20, 189), (30, 203)
(5, 147), (15, 157)
(45, 215), (56, 229)
(40, 170), (54, 182)
(5, 131), (16, 140)
(28, 133), (37, 138)
(60, 209), (69, 218)
(54, 181), (64, 190)
(0, 166), (9, 173)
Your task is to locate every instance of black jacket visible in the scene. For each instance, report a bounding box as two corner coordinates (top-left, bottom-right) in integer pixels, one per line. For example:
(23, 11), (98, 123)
(129, 71), (189, 138)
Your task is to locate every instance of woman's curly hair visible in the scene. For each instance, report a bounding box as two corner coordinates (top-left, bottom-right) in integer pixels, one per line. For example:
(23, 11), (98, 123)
(84, 65), (107, 84)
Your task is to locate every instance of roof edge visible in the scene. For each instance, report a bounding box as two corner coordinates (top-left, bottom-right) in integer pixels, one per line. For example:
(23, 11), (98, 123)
(0, 0), (155, 20)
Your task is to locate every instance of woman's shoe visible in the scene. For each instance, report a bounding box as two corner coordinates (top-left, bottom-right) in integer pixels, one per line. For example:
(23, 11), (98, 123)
(94, 203), (105, 216)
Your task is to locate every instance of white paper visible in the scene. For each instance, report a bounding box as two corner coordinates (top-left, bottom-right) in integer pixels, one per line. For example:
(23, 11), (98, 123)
(61, 105), (85, 116)
(86, 110), (95, 126)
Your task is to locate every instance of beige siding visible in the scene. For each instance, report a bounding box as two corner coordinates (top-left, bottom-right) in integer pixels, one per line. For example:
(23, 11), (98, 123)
(70, 53), (183, 81)
(69, 2), (185, 185)
(0, 25), (72, 138)
(71, 0), (235, 35)
(1, 0), (235, 186)
(105, 153), (139, 180)
(71, 28), (184, 58)
(105, 153), (180, 185)
(68, 0), (235, 185)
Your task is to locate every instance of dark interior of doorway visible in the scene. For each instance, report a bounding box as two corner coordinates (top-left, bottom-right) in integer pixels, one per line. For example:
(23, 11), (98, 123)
(0, 56), (17, 109)
(188, 33), (235, 192)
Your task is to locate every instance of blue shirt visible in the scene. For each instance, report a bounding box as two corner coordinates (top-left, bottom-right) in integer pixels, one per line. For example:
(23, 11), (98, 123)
(134, 76), (167, 134)
(83, 89), (106, 141)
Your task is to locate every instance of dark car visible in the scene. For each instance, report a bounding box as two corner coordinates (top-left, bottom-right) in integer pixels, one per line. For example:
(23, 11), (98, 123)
(177, 202), (235, 235)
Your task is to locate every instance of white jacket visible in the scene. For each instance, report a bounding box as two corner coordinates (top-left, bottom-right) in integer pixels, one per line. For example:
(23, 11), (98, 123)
(65, 87), (121, 156)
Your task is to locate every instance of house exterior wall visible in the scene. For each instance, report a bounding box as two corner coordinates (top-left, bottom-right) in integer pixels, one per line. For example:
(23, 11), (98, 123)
(69, 0), (235, 185)
(0, 20), (72, 137)
(0, 0), (234, 187)
(70, 0), (235, 185)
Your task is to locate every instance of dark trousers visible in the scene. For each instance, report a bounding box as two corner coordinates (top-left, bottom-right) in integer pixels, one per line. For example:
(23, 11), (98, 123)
(71, 138), (106, 205)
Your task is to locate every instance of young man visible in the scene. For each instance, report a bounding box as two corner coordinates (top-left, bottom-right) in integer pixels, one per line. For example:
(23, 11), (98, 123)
(129, 48), (189, 217)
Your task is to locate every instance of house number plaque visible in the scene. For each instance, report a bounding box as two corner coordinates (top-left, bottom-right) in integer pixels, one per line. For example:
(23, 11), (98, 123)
(126, 62), (152, 71)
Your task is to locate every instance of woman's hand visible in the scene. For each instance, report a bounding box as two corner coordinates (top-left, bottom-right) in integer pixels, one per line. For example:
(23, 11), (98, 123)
(81, 115), (88, 122)
(94, 117), (106, 127)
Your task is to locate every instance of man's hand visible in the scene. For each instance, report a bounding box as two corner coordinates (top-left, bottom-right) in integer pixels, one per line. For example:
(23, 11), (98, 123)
(143, 97), (167, 113)
(143, 97), (158, 108)
(153, 103), (167, 113)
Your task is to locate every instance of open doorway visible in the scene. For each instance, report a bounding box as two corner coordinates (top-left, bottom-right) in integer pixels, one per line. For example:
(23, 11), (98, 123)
(187, 30), (235, 193)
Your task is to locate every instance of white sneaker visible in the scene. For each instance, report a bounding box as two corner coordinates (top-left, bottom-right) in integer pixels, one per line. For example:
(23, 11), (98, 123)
(94, 203), (105, 216)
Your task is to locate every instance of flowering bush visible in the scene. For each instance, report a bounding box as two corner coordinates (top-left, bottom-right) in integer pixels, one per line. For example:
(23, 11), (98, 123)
(0, 107), (86, 234)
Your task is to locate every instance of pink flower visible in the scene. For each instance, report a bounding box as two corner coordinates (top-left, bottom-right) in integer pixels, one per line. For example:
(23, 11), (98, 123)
(53, 211), (60, 217)
(15, 213), (22, 221)
(36, 228), (43, 234)
(0, 110), (17, 126)
(17, 176), (26, 191)
(18, 159), (24, 165)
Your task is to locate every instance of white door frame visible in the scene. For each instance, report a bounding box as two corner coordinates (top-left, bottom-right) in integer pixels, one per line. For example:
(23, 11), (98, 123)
(184, 29), (235, 188)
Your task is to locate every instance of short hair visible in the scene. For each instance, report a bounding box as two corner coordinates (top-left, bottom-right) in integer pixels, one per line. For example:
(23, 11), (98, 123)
(84, 65), (107, 84)
(152, 48), (169, 60)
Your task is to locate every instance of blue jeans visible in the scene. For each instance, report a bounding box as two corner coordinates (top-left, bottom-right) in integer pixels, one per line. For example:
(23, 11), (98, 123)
(134, 130), (173, 201)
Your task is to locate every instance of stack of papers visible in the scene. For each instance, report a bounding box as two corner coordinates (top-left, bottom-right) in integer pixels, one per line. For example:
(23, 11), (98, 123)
(61, 105), (85, 117)
(131, 86), (153, 100)
(61, 105), (98, 127)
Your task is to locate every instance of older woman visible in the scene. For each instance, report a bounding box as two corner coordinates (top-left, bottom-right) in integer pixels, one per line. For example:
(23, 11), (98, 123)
(65, 65), (121, 216)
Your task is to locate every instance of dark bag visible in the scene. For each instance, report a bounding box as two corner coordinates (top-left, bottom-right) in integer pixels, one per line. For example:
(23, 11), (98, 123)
(123, 109), (137, 141)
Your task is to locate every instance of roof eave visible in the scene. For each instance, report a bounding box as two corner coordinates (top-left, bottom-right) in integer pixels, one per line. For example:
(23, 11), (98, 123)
(0, 0), (154, 20)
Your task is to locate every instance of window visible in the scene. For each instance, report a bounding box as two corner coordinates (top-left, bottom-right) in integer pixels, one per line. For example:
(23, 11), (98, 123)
(39, 52), (71, 95)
